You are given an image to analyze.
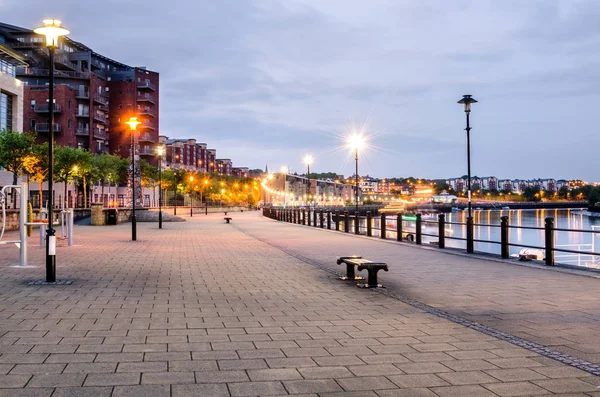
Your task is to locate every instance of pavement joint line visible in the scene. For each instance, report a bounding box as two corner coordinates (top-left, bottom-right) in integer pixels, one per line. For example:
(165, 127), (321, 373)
(240, 222), (600, 377)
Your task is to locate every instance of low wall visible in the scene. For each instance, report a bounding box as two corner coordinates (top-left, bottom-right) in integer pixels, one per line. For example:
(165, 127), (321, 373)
(1, 209), (49, 231)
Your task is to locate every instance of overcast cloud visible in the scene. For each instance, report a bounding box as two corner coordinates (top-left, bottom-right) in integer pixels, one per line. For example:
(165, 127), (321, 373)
(2, 0), (599, 180)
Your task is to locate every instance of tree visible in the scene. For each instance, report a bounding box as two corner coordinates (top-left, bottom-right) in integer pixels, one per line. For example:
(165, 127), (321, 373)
(73, 150), (93, 208)
(22, 143), (49, 208)
(91, 154), (125, 205)
(54, 146), (89, 207)
(522, 186), (541, 202)
(0, 129), (35, 207)
(139, 159), (158, 205)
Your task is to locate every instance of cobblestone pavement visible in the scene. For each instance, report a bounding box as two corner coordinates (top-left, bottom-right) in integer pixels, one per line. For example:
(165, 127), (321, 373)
(0, 211), (598, 396)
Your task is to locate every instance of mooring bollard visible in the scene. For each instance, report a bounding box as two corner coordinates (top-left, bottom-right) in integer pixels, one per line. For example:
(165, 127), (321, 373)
(335, 211), (340, 231)
(366, 211), (372, 237)
(416, 213), (422, 245)
(466, 216), (474, 253)
(327, 211), (331, 230)
(302, 209), (306, 225)
(501, 216), (509, 258)
(545, 217), (554, 266)
(438, 213), (445, 249)
(396, 213), (403, 241)
(344, 211), (349, 233)
(319, 210), (324, 228)
(380, 213), (386, 239)
(313, 210), (317, 227)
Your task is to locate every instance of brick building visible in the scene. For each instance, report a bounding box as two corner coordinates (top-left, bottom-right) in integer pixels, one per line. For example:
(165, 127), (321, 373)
(0, 22), (159, 162)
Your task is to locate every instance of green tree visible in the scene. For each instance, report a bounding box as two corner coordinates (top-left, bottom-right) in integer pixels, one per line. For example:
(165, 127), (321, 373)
(139, 159), (158, 205)
(0, 129), (35, 207)
(73, 150), (93, 208)
(522, 186), (541, 202)
(54, 146), (87, 207)
(91, 154), (125, 205)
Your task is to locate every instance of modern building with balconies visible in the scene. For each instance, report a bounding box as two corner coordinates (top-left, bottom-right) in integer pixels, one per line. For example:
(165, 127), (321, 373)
(0, 22), (159, 159)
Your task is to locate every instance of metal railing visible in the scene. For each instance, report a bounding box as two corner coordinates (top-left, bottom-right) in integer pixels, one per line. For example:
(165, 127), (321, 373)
(75, 127), (89, 136)
(137, 81), (156, 91)
(263, 208), (600, 269)
(33, 103), (61, 113)
(35, 123), (61, 133)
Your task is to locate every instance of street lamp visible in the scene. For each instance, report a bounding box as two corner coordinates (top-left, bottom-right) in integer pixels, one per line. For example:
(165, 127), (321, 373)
(34, 18), (69, 282)
(156, 145), (164, 229)
(304, 155), (313, 206)
(125, 116), (141, 241)
(457, 94), (478, 253)
(349, 133), (364, 218)
(72, 165), (78, 208)
(189, 175), (194, 217)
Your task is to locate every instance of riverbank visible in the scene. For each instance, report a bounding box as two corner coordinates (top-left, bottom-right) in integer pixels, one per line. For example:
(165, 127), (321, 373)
(405, 200), (587, 213)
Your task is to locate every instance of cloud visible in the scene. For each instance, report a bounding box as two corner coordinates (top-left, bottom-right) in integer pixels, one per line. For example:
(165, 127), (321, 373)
(3, 0), (600, 180)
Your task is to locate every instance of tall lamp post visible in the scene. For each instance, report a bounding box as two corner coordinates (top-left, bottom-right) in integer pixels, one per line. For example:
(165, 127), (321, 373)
(156, 145), (164, 229)
(457, 94), (477, 253)
(349, 134), (364, 234)
(125, 116), (141, 241)
(34, 19), (69, 282)
(304, 155), (312, 207)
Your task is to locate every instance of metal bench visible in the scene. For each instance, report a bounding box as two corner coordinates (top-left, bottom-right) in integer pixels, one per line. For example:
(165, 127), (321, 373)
(224, 217), (232, 224)
(336, 256), (388, 288)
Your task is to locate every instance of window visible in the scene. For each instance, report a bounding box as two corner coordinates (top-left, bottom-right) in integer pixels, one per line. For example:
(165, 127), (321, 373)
(30, 99), (36, 109)
(30, 119), (36, 128)
(0, 92), (13, 130)
(68, 100), (72, 109)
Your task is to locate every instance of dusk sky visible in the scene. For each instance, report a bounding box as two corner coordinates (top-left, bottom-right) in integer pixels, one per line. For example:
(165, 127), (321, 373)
(2, 1), (599, 181)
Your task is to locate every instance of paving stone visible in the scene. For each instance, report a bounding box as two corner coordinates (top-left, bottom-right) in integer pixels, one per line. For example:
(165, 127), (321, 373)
(84, 372), (140, 386)
(172, 383), (230, 397)
(228, 381), (287, 396)
(218, 359), (268, 370)
(63, 362), (116, 374)
(299, 366), (354, 379)
(117, 362), (167, 372)
(0, 389), (53, 397)
(387, 374), (449, 388)
(484, 368), (548, 382)
(195, 369), (249, 383)
(283, 379), (344, 394)
(0, 374), (32, 388)
(483, 381), (550, 396)
(141, 371), (194, 384)
(532, 378), (599, 393)
(375, 388), (438, 397)
(248, 368), (302, 381)
(112, 385), (170, 397)
(27, 374), (86, 388)
(337, 376), (397, 391)
(169, 360), (218, 372)
(430, 385), (498, 397)
(9, 364), (65, 375)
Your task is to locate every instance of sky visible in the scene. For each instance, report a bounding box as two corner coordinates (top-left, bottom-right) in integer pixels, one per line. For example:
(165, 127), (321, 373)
(2, 0), (599, 181)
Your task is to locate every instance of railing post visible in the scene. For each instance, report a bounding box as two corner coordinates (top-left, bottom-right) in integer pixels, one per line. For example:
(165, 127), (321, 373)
(319, 210), (324, 228)
(307, 209), (311, 226)
(396, 213), (403, 241)
(545, 217), (554, 266)
(466, 216), (474, 253)
(335, 211), (340, 231)
(302, 209), (306, 225)
(344, 211), (349, 233)
(380, 213), (386, 239)
(438, 214), (445, 249)
(355, 212), (360, 235)
(501, 216), (509, 258)
(416, 213), (422, 245)
(313, 209), (317, 227)
(327, 211), (331, 229)
(366, 211), (372, 237)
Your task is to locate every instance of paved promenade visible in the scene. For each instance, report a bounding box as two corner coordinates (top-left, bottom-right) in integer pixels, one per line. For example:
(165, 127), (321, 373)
(0, 211), (598, 396)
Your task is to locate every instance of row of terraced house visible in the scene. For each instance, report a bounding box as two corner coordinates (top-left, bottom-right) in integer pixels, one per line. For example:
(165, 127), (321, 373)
(447, 177), (578, 194)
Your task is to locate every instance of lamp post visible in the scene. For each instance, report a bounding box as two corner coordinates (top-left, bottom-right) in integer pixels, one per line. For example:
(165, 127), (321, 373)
(34, 19), (69, 282)
(72, 165), (78, 208)
(189, 175), (194, 217)
(304, 155), (312, 207)
(349, 133), (364, 234)
(457, 94), (478, 253)
(125, 116), (141, 241)
(156, 145), (164, 229)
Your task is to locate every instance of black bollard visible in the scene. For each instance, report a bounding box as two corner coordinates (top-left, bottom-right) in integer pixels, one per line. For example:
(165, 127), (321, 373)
(416, 213), (422, 245)
(344, 211), (349, 233)
(396, 213), (403, 241)
(545, 217), (554, 266)
(500, 216), (509, 258)
(438, 213), (445, 249)
(366, 211), (372, 237)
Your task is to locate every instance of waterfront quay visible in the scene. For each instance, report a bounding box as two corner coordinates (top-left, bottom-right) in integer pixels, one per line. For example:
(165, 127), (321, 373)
(0, 212), (599, 396)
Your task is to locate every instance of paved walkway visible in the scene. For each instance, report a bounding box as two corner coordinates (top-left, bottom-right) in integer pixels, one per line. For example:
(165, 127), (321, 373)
(0, 211), (597, 396)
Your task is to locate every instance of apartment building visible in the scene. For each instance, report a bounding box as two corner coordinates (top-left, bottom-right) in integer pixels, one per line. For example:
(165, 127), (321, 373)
(0, 32), (26, 187)
(0, 22), (159, 162)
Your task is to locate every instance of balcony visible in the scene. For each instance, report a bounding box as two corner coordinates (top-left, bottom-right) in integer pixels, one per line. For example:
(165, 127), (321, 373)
(139, 107), (156, 117)
(33, 104), (61, 113)
(75, 127), (90, 136)
(76, 110), (90, 118)
(139, 147), (155, 156)
(138, 133), (156, 143)
(35, 123), (61, 133)
(93, 113), (107, 124)
(76, 90), (90, 99)
(137, 93), (155, 104)
(16, 67), (89, 79)
(139, 120), (155, 130)
(93, 128), (108, 140)
(137, 81), (156, 91)
(93, 94), (109, 106)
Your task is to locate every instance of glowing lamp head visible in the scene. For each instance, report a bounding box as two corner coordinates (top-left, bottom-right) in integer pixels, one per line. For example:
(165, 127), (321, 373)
(349, 133), (364, 151)
(156, 146), (164, 156)
(72, 165), (78, 172)
(280, 166), (288, 174)
(34, 19), (69, 48)
(125, 116), (141, 131)
(304, 155), (313, 166)
(457, 94), (477, 113)
(189, 176), (194, 182)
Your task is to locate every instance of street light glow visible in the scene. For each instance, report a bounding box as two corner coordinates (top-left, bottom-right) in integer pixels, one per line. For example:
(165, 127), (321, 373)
(34, 19), (69, 47)
(348, 133), (365, 151)
(304, 155), (313, 166)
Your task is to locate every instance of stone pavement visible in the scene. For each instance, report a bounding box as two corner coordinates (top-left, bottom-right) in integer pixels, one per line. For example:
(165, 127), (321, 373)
(0, 211), (597, 396)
